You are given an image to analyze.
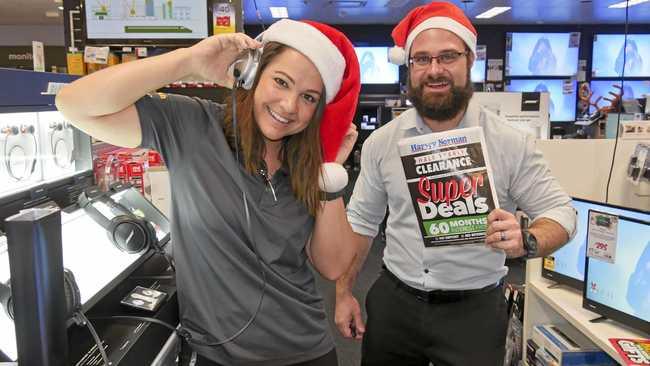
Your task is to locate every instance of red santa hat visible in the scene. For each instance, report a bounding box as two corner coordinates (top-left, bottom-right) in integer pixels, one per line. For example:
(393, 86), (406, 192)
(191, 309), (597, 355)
(388, 2), (477, 66)
(262, 19), (360, 193)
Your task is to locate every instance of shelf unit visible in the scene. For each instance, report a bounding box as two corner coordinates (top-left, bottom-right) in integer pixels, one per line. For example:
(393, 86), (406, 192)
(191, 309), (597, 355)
(522, 258), (649, 364)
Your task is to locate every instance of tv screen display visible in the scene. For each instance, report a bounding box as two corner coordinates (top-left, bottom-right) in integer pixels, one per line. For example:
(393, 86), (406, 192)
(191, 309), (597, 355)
(542, 198), (650, 290)
(588, 80), (650, 113)
(471, 45), (487, 83)
(506, 79), (577, 122)
(592, 34), (650, 78)
(584, 214), (650, 334)
(506, 32), (580, 77)
(354, 47), (400, 84)
(84, 0), (209, 42)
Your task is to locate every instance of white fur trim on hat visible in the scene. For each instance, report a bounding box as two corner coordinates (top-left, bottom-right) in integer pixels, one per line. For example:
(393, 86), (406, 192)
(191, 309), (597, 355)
(262, 19), (345, 104)
(404, 17), (477, 64)
(388, 46), (407, 65)
(319, 162), (348, 193)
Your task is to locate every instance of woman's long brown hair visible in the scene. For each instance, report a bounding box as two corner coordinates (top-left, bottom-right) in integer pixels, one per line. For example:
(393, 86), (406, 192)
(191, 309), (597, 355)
(222, 42), (326, 217)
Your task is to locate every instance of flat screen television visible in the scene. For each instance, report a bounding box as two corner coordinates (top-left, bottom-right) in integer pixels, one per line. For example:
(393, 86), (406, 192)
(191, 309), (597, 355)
(583, 213), (650, 334)
(592, 34), (650, 78)
(506, 79), (577, 122)
(542, 198), (650, 290)
(506, 32), (580, 77)
(354, 47), (400, 85)
(471, 45), (487, 83)
(83, 0), (209, 45)
(588, 80), (650, 113)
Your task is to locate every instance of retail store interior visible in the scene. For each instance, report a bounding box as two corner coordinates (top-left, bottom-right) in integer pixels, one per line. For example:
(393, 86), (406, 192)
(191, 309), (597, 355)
(1, 0), (650, 365)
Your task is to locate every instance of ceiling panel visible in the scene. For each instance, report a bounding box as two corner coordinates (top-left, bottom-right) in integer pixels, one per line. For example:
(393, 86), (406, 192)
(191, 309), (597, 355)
(244, 0), (650, 25)
(0, 0), (64, 25)
(0, 0), (649, 27)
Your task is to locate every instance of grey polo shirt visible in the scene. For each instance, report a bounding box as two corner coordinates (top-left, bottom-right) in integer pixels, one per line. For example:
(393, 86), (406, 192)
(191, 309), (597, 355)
(135, 93), (333, 365)
(347, 99), (577, 291)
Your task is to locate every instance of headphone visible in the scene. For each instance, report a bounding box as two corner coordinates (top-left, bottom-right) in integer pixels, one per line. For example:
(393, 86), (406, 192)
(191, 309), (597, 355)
(78, 190), (157, 254)
(228, 34), (264, 90)
(0, 269), (81, 321)
(1, 124), (38, 181)
(49, 121), (75, 169)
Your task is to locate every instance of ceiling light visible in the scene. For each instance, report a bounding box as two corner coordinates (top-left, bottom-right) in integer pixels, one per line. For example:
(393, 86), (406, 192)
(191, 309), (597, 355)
(475, 6), (511, 19)
(58, 6), (64, 10)
(327, 0), (367, 8)
(45, 11), (60, 17)
(609, 0), (649, 7)
(269, 7), (288, 18)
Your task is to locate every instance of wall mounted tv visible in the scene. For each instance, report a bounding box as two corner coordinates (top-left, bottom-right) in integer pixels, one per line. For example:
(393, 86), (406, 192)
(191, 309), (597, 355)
(354, 47), (400, 85)
(83, 0), (209, 45)
(506, 32), (580, 77)
(588, 80), (650, 113)
(506, 79), (577, 122)
(583, 213), (650, 334)
(592, 34), (650, 78)
(542, 198), (650, 290)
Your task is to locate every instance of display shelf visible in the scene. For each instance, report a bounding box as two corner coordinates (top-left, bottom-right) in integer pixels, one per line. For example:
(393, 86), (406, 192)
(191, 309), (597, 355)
(523, 258), (649, 365)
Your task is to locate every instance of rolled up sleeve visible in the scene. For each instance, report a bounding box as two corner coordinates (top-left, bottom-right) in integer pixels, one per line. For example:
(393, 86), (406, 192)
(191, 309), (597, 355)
(346, 136), (388, 239)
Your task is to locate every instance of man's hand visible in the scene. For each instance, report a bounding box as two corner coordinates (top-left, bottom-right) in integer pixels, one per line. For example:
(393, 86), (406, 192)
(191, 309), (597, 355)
(335, 123), (358, 165)
(485, 208), (526, 258)
(335, 290), (365, 340)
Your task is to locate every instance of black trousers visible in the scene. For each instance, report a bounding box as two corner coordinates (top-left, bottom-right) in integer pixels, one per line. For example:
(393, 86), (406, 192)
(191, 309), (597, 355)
(179, 342), (338, 366)
(361, 270), (508, 366)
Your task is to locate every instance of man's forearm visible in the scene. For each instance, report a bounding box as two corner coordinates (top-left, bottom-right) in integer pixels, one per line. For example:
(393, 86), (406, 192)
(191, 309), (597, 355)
(336, 233), (373, 294)
(529, 218), (570, 257)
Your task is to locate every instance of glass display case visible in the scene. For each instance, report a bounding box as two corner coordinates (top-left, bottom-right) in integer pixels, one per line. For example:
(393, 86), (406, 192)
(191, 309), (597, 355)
(0, 68), (92, 198)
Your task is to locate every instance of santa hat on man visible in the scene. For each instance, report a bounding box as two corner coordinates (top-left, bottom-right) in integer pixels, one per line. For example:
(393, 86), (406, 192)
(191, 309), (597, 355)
(388, 2), (477, 66)
(262, 19), (360, 193)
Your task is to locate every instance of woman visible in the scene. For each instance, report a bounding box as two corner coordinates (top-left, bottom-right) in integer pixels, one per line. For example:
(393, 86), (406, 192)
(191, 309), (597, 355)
(56, 20), (360, 366)
(528, 37), (557, 75)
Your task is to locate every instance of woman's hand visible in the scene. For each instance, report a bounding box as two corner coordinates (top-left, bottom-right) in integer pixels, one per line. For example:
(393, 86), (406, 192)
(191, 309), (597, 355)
(186, 33), (262, 86)
(335, 123), (358, 165)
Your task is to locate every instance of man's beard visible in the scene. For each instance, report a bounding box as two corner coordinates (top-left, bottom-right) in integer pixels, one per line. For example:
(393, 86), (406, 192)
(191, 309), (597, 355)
(407, 73), (473, 122)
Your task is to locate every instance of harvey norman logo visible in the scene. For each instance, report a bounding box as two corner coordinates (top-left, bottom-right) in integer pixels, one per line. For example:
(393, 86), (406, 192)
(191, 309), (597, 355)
(410, 135), (468, 153)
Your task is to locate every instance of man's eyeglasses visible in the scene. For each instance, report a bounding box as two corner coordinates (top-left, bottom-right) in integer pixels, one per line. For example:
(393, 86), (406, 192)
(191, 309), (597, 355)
(409, 51), (468, 68)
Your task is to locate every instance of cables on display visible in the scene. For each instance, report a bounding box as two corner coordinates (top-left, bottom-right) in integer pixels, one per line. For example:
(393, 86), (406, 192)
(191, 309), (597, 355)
(605, 0), (630, 202)
(1, 124), (38, 182)
(49, 121), (75, 169)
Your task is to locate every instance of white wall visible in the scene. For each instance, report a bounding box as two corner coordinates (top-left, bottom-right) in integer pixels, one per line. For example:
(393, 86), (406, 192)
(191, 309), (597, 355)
(0, 25), (65, 46)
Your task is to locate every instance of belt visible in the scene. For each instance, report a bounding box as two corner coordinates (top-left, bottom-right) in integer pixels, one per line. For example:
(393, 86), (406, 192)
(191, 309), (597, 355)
(382, 266), (502, 304)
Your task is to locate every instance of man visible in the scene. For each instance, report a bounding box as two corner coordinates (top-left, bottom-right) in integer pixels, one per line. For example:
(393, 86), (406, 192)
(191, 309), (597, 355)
(334, 2), (577, 365)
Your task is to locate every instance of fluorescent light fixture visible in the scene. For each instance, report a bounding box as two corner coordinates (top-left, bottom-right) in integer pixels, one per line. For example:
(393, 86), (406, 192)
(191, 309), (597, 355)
(475, 6), (511, 19)
(269, 7), (288, 18)
(608, 0), (649, 8)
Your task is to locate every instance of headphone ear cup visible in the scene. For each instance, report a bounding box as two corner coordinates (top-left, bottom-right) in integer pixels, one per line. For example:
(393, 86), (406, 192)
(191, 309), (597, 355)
(232, 48), (262, 90)
(108, 216), (149, 254)
(0, 281), (14, 320)
(62, 269), (81, 319)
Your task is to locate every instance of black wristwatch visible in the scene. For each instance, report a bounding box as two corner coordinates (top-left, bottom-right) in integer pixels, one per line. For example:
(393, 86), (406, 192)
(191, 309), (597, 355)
(522, 229), (539, 259)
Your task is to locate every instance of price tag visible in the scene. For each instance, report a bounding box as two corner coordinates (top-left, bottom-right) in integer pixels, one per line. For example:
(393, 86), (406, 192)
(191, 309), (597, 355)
(587, 211), (618, 263)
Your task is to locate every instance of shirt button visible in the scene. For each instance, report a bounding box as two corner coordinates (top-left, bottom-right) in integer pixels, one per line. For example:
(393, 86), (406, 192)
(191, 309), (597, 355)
(424, 269), (429, 274)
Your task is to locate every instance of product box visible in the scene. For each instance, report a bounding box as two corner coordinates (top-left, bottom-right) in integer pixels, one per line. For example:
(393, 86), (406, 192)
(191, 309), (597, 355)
(66, 52), (86, 75)
(144, 167), (170, 217)
(532, 324), (617, 365)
